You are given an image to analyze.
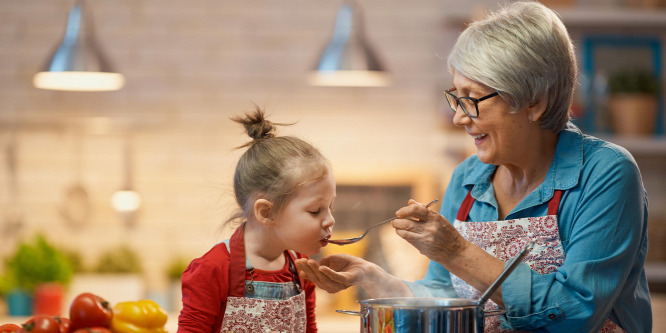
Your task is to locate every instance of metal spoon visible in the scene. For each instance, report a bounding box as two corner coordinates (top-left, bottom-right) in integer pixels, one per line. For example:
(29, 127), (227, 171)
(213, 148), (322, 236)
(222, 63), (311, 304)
(477, 240), (535, 306)
(327, 199), (439, 245)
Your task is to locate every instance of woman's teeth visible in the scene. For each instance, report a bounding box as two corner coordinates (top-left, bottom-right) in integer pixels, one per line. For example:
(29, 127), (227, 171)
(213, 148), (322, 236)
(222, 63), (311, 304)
(472, 133), (487, 139)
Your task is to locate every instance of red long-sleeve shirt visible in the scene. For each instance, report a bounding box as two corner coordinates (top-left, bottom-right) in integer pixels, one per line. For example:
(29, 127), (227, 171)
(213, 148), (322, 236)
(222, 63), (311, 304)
(177, 242), (318, 333)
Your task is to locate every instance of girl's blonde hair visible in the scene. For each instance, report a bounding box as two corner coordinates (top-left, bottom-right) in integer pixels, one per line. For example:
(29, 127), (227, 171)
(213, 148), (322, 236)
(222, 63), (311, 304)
(229, 106), (330, 223)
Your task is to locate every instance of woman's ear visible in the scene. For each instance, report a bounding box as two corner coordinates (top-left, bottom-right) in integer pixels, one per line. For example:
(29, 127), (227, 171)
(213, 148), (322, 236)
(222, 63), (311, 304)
(254, 199), (274, 226)
(528, 94), (548, 123)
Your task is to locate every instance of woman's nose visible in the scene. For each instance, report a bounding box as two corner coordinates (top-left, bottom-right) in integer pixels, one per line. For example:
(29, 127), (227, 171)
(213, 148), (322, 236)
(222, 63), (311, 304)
(452, 107), (471, 127)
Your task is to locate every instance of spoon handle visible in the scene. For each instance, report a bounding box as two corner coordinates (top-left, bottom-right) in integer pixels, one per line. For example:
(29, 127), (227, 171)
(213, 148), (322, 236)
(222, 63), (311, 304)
(327, 199), (440, 245)
(477, 240), (535, 306)
(364, 199), (438, 232)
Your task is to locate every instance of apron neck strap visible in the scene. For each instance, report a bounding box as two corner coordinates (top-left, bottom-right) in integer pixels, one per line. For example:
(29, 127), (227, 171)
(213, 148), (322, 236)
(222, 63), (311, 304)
(228, 223), (304, 297)
(456, 188), (564, 222)
(228, 223), (247, 297)
(285, 250), (303, 293)
(456, 189), (475, 222)
(547, 189), (563, 216)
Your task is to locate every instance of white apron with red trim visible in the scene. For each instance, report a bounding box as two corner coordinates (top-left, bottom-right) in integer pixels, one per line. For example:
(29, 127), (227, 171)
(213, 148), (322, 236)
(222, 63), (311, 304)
(219, 224), (307, 333)
(451, 189), (624, 333)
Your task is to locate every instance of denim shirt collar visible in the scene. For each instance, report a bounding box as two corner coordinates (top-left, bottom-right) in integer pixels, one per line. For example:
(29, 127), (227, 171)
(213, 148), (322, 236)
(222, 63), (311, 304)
(462, 122), (583, 208)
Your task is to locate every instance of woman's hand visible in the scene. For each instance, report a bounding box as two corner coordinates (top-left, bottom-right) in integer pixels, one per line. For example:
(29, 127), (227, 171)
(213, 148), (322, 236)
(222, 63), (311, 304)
(393, 199), (469, 264)
(295, 254), (369, 293)
(295, 254), (414, 298)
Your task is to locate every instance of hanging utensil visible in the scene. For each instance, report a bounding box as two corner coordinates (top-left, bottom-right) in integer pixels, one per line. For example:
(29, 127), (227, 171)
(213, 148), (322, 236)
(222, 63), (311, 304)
(2, 131), (23, 236)
(59, 129), (91, 227)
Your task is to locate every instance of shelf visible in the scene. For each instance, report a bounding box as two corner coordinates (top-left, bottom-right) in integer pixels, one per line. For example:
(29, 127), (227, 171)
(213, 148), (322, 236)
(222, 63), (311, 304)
(646, 262), (666, 283)
(600, 135), (666, 155)
(442, 6), (666, 29)
(556, 7), (666, 29)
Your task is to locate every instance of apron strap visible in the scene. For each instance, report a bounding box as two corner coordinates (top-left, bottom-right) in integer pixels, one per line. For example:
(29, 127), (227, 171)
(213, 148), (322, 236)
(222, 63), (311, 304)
(285, 251), (303, 293)
(457, 188), (564, 221)
(548, 190), (563, 216)
(228, 223), (247, 297)
(456, 189), (475, 222)
(228, 223), (305, 297)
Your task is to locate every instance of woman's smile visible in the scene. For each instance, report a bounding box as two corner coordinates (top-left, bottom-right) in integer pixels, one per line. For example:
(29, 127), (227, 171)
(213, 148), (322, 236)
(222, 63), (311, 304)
(470, 132), (488, 146)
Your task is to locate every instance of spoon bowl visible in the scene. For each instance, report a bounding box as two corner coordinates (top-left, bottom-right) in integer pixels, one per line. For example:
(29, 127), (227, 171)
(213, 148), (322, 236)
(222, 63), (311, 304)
(327, 199), (438, 246)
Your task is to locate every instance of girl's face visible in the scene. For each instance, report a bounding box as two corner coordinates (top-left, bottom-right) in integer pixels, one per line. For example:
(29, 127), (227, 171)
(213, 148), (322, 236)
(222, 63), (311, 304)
(451, 70), (531, 166)
(271, 167), (336, 256)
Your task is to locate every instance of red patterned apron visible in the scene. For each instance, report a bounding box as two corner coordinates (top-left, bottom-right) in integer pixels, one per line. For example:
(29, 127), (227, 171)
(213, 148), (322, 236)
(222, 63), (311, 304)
(219, 224), (307, 333)
(452, 189), (624, 333)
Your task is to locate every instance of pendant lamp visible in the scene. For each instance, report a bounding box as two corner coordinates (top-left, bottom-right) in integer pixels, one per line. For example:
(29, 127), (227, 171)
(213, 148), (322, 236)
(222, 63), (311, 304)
(33, 0), (125, 92)
(309, 0), (390, 87)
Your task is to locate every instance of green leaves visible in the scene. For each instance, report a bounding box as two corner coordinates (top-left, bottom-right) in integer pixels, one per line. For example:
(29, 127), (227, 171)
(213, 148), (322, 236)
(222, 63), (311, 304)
(609, 70), (659, 95)
(4, 234), (74, 292)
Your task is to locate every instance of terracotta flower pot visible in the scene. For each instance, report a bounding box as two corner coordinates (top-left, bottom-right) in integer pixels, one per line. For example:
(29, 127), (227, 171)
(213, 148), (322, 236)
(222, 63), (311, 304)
(33, 282), (65, 316)
(607, 93), (658, 136)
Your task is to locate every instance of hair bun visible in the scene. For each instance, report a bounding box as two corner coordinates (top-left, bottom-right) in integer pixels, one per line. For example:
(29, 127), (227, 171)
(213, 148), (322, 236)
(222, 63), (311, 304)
(232, 107), (275, 141)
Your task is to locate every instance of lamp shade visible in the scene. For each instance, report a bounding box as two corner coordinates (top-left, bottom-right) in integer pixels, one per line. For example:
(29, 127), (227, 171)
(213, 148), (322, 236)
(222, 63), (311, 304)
(310, 0), (390, 87)
(33, 0), (124, 91)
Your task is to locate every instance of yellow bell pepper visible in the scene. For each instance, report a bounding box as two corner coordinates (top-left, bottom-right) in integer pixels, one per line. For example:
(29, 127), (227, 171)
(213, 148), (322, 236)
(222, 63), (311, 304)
(111, 299), (168, 333)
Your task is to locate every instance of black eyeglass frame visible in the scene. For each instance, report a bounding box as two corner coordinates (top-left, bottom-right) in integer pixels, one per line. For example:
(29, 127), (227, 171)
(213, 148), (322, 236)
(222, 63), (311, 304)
(444, 87), (500, 118)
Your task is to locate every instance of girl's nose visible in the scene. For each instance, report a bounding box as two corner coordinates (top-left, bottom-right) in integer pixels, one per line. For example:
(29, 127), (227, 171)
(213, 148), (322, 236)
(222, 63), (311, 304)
(323, 211), (335, 229)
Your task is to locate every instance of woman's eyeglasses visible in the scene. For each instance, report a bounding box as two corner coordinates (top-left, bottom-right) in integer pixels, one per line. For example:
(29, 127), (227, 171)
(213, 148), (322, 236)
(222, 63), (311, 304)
(443, 87), (499, 118)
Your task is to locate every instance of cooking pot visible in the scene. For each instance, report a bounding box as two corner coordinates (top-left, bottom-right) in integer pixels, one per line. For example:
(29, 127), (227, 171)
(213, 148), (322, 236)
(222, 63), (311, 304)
(341, 297), (503, 332)
(337, 240), (535, 333)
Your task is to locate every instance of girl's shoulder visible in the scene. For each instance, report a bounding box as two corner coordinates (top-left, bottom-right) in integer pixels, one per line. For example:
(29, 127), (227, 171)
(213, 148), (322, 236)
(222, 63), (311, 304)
(188, 242), (231, 269)
(181, 242), (231, 284)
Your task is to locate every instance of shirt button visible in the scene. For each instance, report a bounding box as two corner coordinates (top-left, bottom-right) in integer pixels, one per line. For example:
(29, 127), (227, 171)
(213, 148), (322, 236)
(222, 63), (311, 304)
(548, 313), (557, 320)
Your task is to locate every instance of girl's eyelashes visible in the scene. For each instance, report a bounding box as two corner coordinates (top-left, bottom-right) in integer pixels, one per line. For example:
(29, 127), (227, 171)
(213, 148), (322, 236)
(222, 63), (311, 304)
(308, 209), (320, 215)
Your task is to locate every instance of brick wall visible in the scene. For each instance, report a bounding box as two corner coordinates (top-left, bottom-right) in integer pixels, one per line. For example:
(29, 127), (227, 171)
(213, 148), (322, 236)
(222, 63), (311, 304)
(0, 0), (458, 292)
(1, 0), (665, 302)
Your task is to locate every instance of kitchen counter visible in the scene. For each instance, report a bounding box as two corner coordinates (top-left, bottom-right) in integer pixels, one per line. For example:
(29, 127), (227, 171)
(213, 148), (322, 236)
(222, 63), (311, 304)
(165, 293), (666, 332)
(163, 312), (359, 332)
(4, 294), (665, 332)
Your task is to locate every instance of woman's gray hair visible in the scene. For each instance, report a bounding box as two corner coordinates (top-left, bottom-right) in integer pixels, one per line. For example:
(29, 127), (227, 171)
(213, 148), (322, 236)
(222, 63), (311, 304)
(447, 1), (576, 132)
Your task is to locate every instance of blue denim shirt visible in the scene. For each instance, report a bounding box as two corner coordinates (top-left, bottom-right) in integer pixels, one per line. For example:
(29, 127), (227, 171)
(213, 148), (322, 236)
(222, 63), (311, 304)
(405, 123), (651, 332)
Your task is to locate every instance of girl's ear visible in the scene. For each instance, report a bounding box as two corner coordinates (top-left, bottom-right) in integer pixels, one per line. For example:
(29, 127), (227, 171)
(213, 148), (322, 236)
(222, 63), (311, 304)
(254, 199), (274, 225)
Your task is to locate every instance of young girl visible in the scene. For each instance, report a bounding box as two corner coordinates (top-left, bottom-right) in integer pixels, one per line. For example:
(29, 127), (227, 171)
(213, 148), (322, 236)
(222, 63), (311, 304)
(177, 108), (335, 333)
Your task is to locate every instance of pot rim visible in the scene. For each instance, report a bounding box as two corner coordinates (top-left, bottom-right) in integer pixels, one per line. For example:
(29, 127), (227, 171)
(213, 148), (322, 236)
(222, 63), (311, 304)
(359, 297), (480, 308)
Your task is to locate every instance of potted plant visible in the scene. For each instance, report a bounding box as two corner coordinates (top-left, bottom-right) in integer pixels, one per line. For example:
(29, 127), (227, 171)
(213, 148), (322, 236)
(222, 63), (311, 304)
(165, 256), (189, 312)
(607, 69), (660, 136)
(92, 244), (143, 274)
(66, 244), (144, 307)
(2, 233), (74, 316)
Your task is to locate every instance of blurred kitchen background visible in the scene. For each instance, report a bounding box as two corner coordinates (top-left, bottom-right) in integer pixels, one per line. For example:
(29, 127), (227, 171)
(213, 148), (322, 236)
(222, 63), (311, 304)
(1, 0), (666, 331)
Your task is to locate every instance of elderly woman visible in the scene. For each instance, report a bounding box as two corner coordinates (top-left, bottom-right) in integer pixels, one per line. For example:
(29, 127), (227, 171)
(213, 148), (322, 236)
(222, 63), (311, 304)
(296, 1), (651, 332)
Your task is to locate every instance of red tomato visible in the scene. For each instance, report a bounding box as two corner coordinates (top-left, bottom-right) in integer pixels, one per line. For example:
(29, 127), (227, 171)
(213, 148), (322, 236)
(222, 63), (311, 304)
(70, 328), (111, 333)
(20, 317), (61, 333)
(52, 317), (70, 333)
(0, 324), (21, 333)
(68, 293), (113, 330)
